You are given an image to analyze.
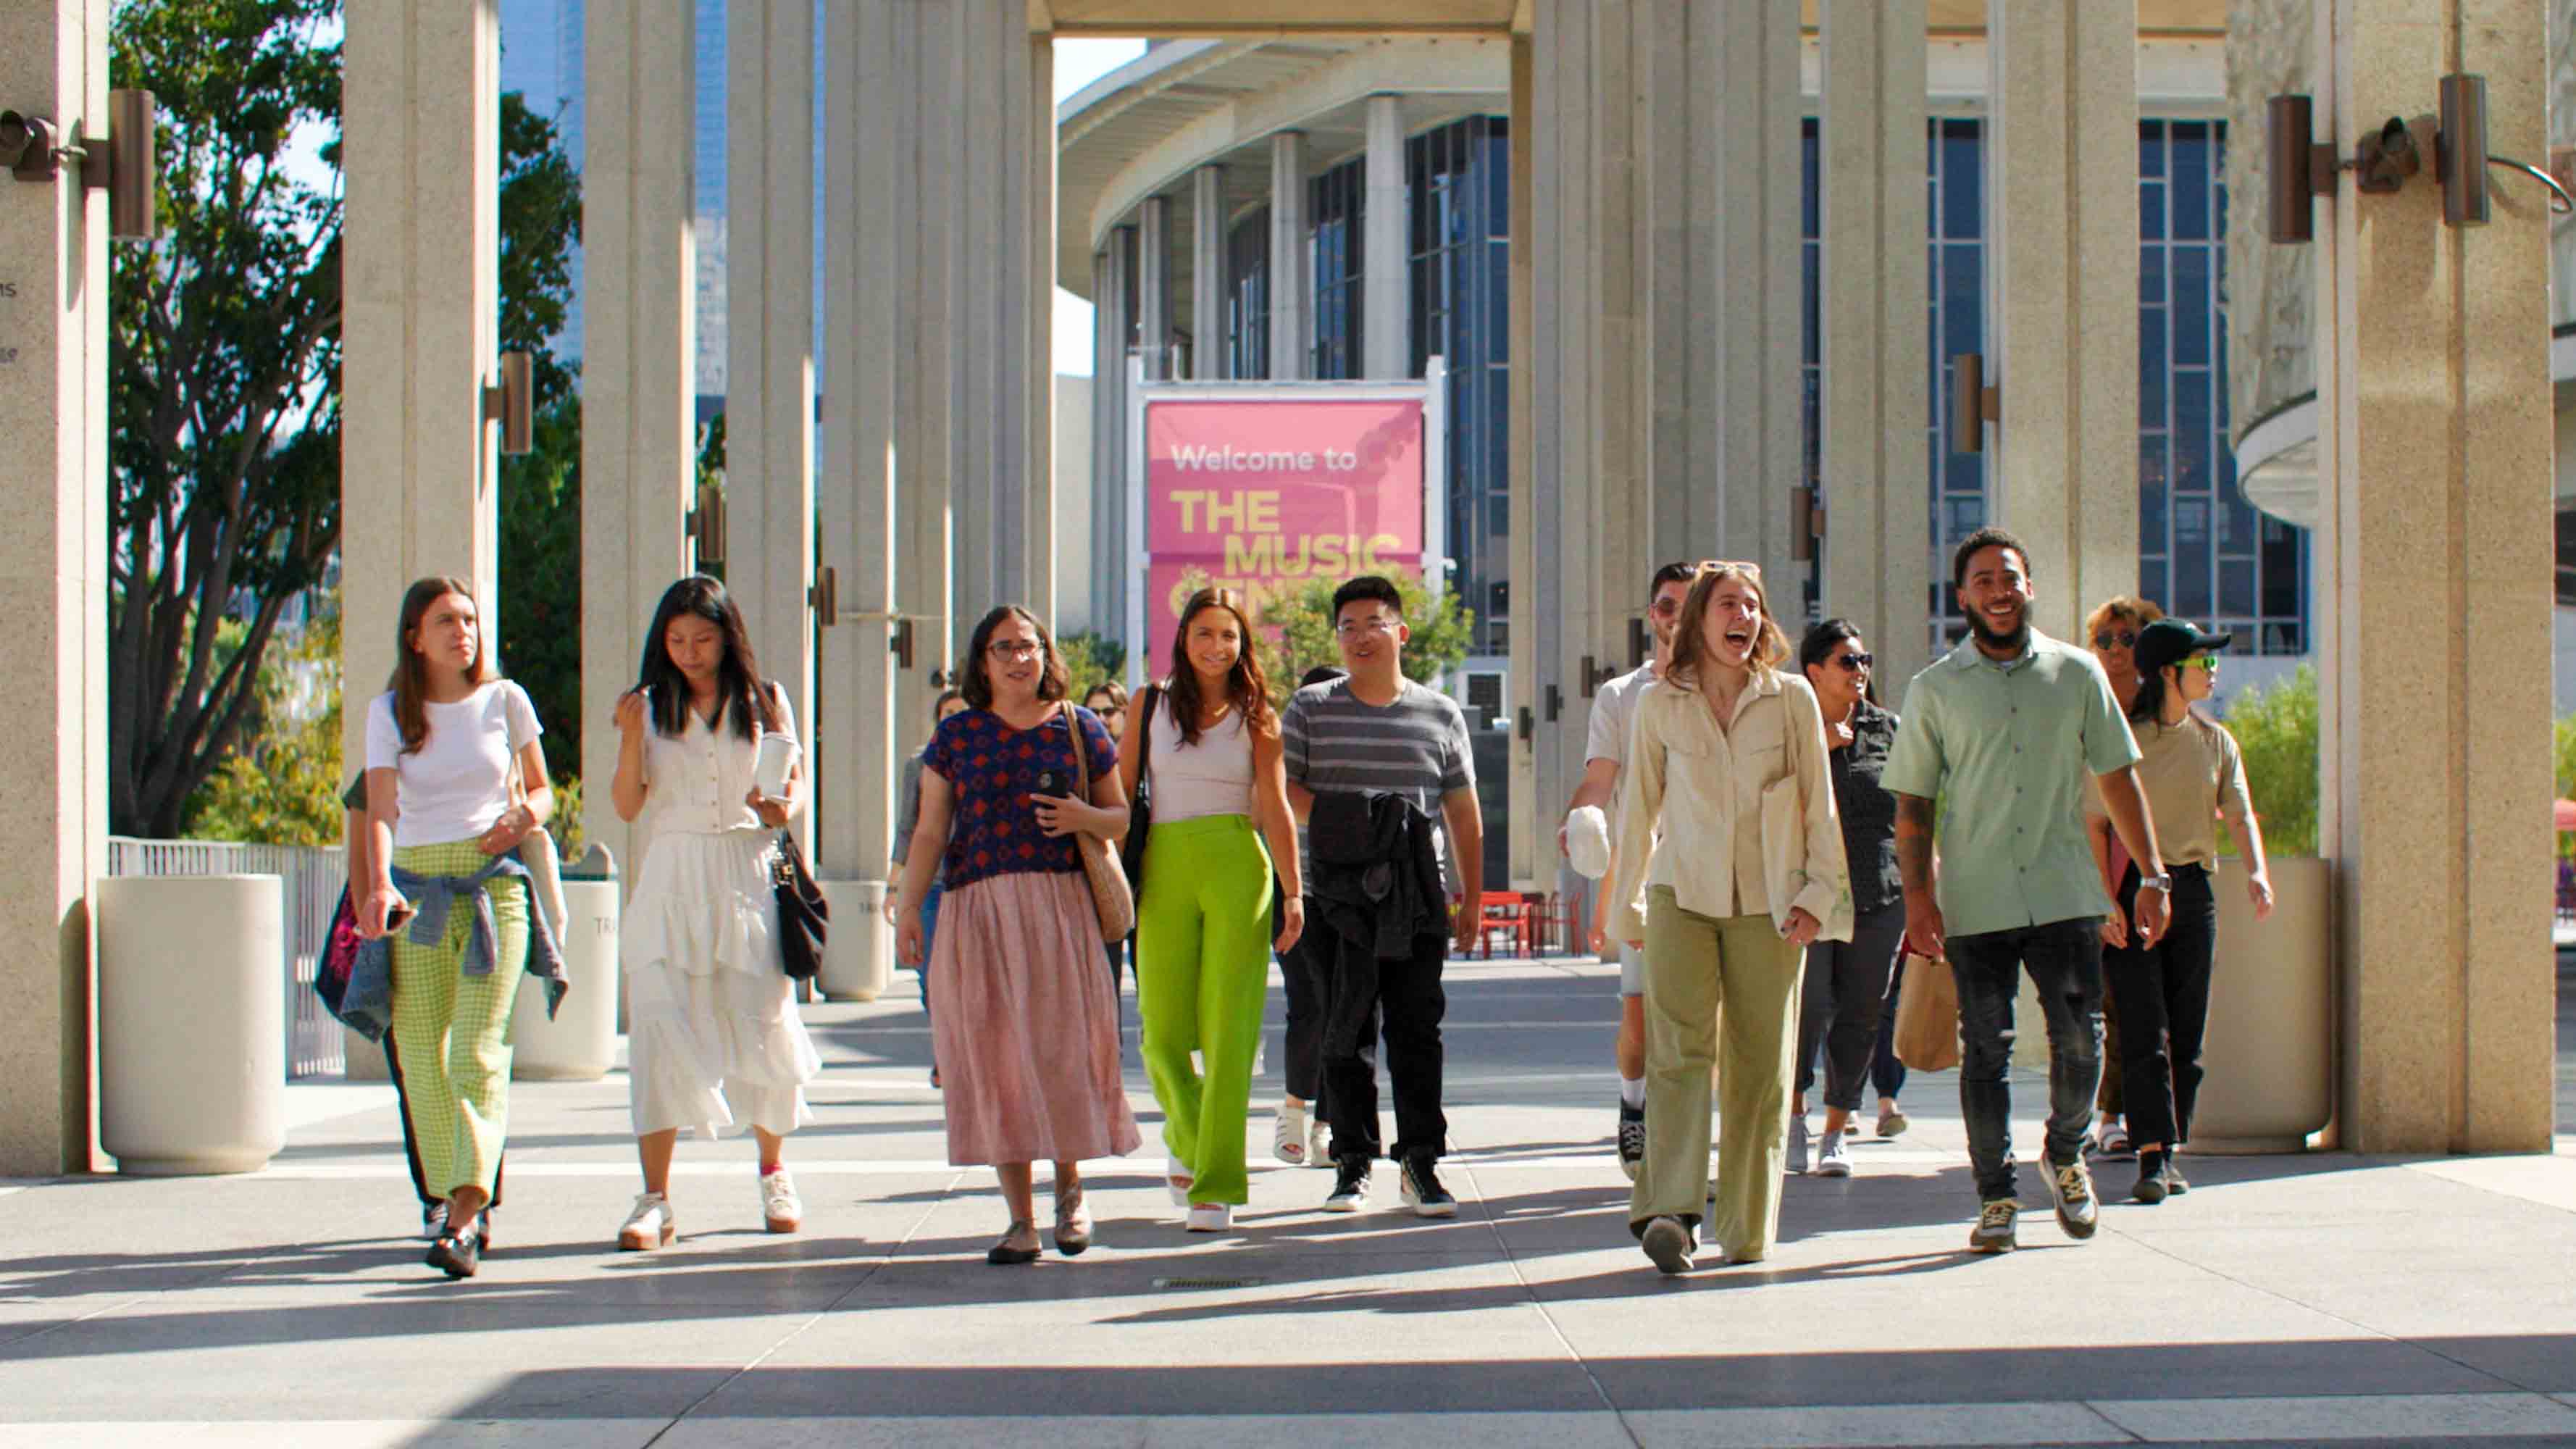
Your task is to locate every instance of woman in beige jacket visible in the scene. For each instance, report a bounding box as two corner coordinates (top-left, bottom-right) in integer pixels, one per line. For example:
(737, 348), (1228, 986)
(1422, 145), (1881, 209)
(1611, 561), (1852, 1274)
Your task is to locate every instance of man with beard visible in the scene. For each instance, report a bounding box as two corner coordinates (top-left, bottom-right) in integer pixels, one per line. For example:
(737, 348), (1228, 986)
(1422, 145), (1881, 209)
(1559, 561), (1698, 1180)
(1882, 528), (2170, 1254)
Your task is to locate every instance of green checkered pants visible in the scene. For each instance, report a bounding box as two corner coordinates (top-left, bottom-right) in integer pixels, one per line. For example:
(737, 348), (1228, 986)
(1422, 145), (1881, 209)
(390, 838), (529, 1198)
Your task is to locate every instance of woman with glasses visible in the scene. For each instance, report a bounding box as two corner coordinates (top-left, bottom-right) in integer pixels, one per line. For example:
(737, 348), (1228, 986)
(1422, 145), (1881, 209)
(895, 606), (1140, 1264)
(2088, 619), (2272, 1203)
(1785, 620), (1907, 1179)
(2083, 595), (2165, 1158)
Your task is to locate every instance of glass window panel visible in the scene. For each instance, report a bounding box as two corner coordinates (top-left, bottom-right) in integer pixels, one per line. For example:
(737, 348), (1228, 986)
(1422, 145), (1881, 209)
(2173, 538), (2212, 617)
(1941, 120), (1982, 238)
(2140, 122), (2165, 178)
(2138, 557), (2168, 612)
(2173, 248), (2211, 365)
(2140, 317), (2167, 427)
(2141, 180), (2165, 238)
(1803, 245), (1821, 365)
(1946, 448), (1983, 502)
(2141, 244), (2165, 304)
(2174, 370), (2211, 488)
(2175, 496), (2209, 546)
(2220, 495), (2256, 553)
(2170, 122), (2211, 238)
(1487, 241), (1509, 364)
(1803, 120), (1823, 237)
(1942, 246), (1983, 355)
(2220, 557), (2255, 617)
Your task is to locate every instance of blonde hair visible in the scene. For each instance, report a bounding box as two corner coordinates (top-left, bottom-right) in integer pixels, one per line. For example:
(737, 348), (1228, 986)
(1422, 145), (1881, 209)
(1666, 561), (1793, 685)
(2083, 595), (2165, 643)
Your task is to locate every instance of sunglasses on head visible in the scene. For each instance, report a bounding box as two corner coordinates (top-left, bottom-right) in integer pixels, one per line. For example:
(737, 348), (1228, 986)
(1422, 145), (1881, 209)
(2094, 630), (2136, 650)
(1833, 651), (1873, 672)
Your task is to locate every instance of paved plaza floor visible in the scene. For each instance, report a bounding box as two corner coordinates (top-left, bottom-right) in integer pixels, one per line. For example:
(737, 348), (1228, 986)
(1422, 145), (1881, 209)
(3, 952), (2572, 1448)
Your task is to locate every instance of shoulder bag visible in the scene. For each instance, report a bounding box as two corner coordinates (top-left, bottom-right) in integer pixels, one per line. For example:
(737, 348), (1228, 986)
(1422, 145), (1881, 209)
(1062, 701), (1137, 943)
(758, 683), (828, 979)
(1119, 684), (1158, 892)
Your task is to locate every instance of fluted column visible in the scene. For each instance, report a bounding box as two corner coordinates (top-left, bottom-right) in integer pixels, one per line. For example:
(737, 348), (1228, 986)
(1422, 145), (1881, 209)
(579, 0), (698, 879)
(1191, 166), (1229, 380)
(1820, 0), (1931, 688)
(1137, 196), (1171, 382)
(1363, 93), (1410, 380)
(1984, 0), (2139, 637)
(1268, 132), (1311, 381)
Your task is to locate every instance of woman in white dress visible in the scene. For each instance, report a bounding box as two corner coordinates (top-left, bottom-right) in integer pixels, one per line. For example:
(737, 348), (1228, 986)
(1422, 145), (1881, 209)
(609, 575), (824, 1250)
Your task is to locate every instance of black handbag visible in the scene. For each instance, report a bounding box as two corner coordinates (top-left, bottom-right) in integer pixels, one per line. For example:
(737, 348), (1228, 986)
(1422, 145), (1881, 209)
(1126, 682), (1290, 948)
(771, 830), (829, 980)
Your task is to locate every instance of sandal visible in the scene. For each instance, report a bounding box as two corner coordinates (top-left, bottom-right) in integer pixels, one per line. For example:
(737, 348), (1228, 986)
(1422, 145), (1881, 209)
(1165, 1153), (1193, 1206)
(1053, 1185), (1093, 1256)
(987, 1220), (1040, 1266)
(1273, 1103), (1309, 1166)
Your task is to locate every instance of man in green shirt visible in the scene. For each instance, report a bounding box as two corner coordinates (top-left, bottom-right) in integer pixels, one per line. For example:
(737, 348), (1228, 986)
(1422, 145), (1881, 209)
(1883, 527), (2170, 1254)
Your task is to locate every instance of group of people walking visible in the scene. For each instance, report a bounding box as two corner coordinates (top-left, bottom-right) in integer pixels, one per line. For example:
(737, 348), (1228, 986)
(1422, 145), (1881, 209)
(1567, 530), (2272, 1272)
(343, 529), (2265, 1282)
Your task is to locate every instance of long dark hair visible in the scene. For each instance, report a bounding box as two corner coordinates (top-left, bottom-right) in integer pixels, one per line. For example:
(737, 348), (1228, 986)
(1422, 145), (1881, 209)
(634, 575), (775, 741)
(388, 576), (497, 756)
(1798, 617), (1880, 706)
(1162, 587), (1277, 746)
(2128, 664), (2172, 726)
(961, 604), (1070, 710)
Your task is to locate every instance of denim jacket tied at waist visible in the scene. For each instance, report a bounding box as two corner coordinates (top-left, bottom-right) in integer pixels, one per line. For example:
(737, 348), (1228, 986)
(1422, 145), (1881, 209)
(340, 853), (569, 1043)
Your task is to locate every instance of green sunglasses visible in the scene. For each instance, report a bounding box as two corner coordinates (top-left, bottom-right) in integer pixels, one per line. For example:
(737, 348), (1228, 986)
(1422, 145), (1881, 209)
(2181, 654), (2220, 672)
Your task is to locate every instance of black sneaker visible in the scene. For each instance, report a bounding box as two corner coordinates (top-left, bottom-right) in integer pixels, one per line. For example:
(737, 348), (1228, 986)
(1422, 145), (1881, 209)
(2132, 1151), (2172, 1205)
(1616, 1101), (1646, 1182)
(2166, 1162), (2191, 1195)
(1324, 1156), (1372, 1213)
(1399, 1154), (1457, 1218)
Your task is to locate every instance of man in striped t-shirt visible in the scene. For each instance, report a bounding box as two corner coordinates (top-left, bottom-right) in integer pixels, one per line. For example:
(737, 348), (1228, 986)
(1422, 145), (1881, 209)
(1281, 575), (1482, 1219)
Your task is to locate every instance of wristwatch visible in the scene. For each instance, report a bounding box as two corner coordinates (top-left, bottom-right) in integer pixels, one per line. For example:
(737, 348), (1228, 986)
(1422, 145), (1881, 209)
(2137, 872), (2173, 893)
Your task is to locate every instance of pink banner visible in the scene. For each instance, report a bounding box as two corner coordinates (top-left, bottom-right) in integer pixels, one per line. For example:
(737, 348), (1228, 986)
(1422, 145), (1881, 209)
(1142, 398), (1425, 677)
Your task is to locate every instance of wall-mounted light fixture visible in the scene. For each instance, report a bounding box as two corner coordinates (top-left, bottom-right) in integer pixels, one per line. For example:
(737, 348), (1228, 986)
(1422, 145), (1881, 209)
(808, 565), (840, 627)
(482, 351), (533, 455)
(687, 482), (727, 567)
(1626, 616), (1647, 669)
(1517, 706), (1533, 743)
(1789, 485), (1823, 563)
(890, 617), (916, 671)
(1544, 683), (1563, 723)
(1949, 354), (2000, 454)
(2, 90), (157, 240)
(1579, 655), (1597, 698)
(2269, 78), (2571, 245)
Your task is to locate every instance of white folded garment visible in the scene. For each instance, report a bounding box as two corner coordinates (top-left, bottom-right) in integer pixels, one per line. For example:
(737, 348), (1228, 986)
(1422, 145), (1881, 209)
(1565, 804), (1613, 880)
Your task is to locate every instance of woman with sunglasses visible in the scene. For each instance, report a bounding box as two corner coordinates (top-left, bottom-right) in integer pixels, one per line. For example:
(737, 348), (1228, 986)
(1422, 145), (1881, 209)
(1785, 621), (1906, 1179)
(2086, 619), (2273, 1203)
(2083, 595), (2165, 1160)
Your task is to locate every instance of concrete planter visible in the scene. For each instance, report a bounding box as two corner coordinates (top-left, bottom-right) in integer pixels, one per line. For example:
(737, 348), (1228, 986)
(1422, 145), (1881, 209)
(512, 880), (621, 1081)
(2187, 855), (2333, 1153)
(816, 879), (892, 1001)
(98, 874), (285, 1175)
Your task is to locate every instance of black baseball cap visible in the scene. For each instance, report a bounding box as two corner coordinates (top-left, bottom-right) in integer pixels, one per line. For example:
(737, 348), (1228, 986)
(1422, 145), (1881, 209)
(2133, 618), (2233, 675)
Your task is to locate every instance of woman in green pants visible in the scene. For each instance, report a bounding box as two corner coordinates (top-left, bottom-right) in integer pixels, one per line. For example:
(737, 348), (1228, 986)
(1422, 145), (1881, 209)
(1118, 588), (1306, 1233)
(358, 577), (559, 1279)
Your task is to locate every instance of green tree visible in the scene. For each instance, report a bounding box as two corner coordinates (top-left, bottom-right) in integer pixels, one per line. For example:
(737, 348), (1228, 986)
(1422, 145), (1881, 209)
(1252, 571), (1475, 710)
(2554, 712), (2576, 798)
(1058, 630), (1126, 705)
(2225, 664), (2320, 858)
(184, 602), (344, 848)
(492, 89), (585, 782)
(107, 0), (344, 836)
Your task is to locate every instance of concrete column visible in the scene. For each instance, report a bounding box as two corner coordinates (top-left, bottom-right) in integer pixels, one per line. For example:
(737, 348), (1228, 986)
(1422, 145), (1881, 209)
(819, 0), (901, 898)
(1984, 0), (2138, 638)
(1506, 34), (1540, 889)
(1820, 0), (1931, 688)
(1137, 196), (1171, 382)
(726, 0), (815, 834)
(1268, 132), (1311, 381)
(1693, 0), (1803, 594)
(1191, 166), (1229, 380)
(1093, 230), (1133, 655)
(944, 0), (1055, 626)
(2313, 0), (2556, 1151)
(0, 0), (110, 1174)
(1363, 93), (1410, 380)
(343, 0), (503, 770)
(580, 0), (697, 877)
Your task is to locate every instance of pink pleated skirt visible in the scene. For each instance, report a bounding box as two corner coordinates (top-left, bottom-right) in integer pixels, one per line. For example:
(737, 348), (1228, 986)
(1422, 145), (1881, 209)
(931, 869), (1142, 1166)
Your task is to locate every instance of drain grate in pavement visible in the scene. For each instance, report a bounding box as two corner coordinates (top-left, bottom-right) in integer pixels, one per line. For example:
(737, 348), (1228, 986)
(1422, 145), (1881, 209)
(1153, 1275), (1265, 1290)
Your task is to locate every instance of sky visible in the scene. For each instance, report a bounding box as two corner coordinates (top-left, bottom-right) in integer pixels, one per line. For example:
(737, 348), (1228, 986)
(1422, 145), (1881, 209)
(1052, 38), (1150, 376)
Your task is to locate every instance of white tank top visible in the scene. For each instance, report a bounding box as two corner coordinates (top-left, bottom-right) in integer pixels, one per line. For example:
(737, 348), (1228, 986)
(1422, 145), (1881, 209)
(1147, 693), (1255, 822)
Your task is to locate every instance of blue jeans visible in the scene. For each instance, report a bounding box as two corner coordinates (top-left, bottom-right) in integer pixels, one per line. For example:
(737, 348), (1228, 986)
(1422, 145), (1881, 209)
(1947, 917), (2104, 1203)
(917, 880), (944, 1050)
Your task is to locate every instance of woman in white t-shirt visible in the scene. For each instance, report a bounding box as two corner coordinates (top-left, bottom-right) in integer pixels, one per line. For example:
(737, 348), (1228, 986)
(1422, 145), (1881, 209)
(359, 577), (557, 1280)
(608, 576), (822, 1252)
(1117, 588), (1305, 1234)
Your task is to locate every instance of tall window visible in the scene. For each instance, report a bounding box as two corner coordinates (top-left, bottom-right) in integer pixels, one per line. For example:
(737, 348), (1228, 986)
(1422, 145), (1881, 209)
(1409, 116), (1512, 654)
(1228, 206), (1271, 380)
(2140, 120), (2307, 652)
(1310, 159), (1366, 380)
(1928, 118), (1991, 645)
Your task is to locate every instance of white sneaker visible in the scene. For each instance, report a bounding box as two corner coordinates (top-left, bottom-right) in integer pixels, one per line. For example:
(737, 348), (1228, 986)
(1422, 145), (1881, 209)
(1184, 1202), (1231, 1232)
(618, 1193), (675, 1251)
(761, 1169), (803, 1234)
(1786, 1113), (1813, 1175)
(1273, 1103), (1309, 1165)
(1814, 1129), (1852, 1178)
